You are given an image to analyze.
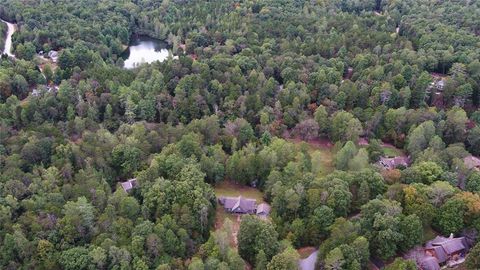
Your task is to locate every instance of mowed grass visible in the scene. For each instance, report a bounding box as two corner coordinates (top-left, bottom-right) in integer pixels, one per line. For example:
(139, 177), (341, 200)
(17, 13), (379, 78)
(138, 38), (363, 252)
(214, 181), (265, 202)
(382, 145), (405, 157)
(286, 138), (335, 175)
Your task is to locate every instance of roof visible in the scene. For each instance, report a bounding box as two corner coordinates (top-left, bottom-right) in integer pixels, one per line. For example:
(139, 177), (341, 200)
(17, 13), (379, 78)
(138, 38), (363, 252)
(256, 203), (271, 215)
(219, 196), (256, 212)
(427, 235), (466, 255)
(121, 178), (138, 192)
(420, 256), (440, 270)
(378, 156), (409, 169)
(437, 238), (465, 255)
(427, 236), (449, 246)
(48, 50), (58, 57)
(464, 155), (480, 170)
(428, 246), (447, 263)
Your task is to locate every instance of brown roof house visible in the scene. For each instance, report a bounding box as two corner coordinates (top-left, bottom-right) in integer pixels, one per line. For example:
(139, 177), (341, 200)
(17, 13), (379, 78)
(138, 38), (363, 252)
(464, 155), (480, 171)
(420, 235), (467, 270)
(120, 178), (138, 193)
(377, 156), (409, 170)
(218, 196), (271, 217)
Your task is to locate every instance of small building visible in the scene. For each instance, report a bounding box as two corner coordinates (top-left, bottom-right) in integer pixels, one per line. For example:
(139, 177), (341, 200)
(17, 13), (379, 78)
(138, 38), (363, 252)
(219, 196), (257, 214)
(120, 178), (138, 193)
(464, 155), (480, 171)
(256, 203), (271, 217)
(31, 89), (41, 97)
(48, 50), (59, 63)
(426, 78), (446, 101)
(377, 156), (409, 170)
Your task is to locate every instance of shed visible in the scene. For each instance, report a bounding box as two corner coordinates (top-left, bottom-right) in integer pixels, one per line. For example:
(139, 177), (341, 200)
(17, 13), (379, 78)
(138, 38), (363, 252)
(120, 178), (138, 193)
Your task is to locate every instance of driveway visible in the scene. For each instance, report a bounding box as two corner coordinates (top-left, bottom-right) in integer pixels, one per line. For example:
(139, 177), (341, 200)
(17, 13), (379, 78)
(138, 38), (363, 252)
(298, 250), (318, 270)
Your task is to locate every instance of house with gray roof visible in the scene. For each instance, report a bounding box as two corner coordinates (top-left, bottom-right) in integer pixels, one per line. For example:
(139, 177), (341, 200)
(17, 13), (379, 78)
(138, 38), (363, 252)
(120, 178), (138, 193)
(420, 256), (440, 270)
(219, 196), (257, 214)
(256, 203), (271, 217)
(377, 156), (409, 170)
(218, 196), (271, 217)
(419, 235), (467, 270)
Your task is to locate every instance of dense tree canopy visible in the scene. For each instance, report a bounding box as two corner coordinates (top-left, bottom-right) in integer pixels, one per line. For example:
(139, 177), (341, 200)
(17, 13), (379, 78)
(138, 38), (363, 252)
(1, 0), (480, 269)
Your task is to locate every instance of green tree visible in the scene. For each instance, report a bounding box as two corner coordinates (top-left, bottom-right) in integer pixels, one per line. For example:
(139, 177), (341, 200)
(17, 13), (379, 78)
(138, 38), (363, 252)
(366, 139), (384, 162)
(466, 242), (480, 270)
(255, 250), (268, 270)
(111, 144), (142, 177)
(309, 206), (335, 244)
(324, 247), (345, 270)
(331, 111), (362, 143)
(384, 258), (417, 270)
(314, 105), (330, 136)
(60, 197), (95, 243)
(335, 141), (357, 170)
(266, 246), (299, 270)
(434, 198), (465, 235)
(59, 247), (91, 270)
(238, 215), (279, 265)
(398, 215), (423, 252)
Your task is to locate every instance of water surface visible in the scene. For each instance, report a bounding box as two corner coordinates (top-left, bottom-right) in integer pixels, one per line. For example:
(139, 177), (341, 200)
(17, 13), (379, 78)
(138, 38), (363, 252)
(122, 36), (175, 69)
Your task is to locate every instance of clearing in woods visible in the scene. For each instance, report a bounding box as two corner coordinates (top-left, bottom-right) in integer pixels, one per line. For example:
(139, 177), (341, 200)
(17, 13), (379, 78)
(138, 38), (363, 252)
(213, 181), (265, 248)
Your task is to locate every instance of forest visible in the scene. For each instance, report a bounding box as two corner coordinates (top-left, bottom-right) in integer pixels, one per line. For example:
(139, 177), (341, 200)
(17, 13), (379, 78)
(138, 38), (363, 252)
(1, 0), (480, 269)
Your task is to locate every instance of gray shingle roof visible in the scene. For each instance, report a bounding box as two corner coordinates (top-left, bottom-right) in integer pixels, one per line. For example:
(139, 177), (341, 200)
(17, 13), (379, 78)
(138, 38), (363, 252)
(121, 178), (138, 192)
(438, 238), (465, 255)
(256, 203), (271, 215)
(420, 256), (440, 270)
(219, 196), (257, 213)
(430, 246), (447, 263)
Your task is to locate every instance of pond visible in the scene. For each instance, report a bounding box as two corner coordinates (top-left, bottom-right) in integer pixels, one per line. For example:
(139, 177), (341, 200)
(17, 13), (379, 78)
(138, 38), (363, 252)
(122, 35), (176, 69)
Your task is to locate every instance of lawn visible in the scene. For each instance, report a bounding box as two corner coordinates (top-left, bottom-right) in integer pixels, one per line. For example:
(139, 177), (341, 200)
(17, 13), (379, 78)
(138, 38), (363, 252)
(214, 181), (265, 202)
(286, 137), (335, 175)
(382, 145), (405, 157)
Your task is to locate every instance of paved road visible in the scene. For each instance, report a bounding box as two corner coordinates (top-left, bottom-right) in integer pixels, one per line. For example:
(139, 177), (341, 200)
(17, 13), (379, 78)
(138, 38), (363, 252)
(298, 250), (318, 270)
(1, 18), (16, 57)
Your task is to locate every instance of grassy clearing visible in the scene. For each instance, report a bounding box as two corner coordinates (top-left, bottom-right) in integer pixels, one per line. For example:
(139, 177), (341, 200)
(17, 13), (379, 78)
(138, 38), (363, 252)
(382, 146), (405, 157)
(214, 181), (265, 202)
(286, 138), (335, 175)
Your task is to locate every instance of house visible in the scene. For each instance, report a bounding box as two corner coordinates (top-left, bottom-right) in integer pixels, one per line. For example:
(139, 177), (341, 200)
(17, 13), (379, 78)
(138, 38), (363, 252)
(120, 178), (138, 193)
(219, 196), (257, 214)
(420, 235), (467, 270)
(377, 156), (409, 170)
(464, 155), (480, 171)
(48, 50), (59, 63)
(256, 203), (271, 217)
(420, 256), (440, 270)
